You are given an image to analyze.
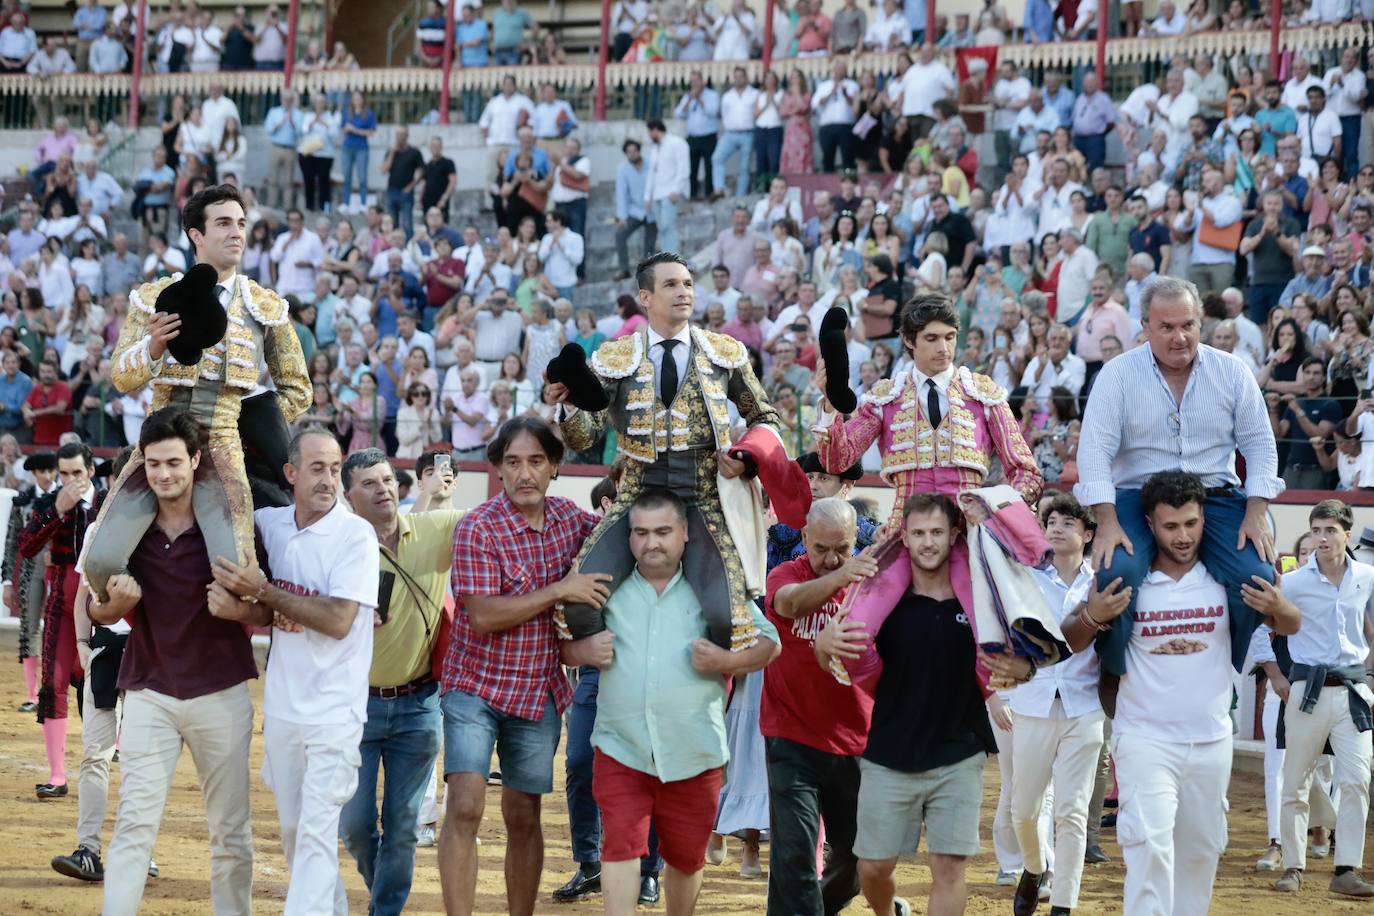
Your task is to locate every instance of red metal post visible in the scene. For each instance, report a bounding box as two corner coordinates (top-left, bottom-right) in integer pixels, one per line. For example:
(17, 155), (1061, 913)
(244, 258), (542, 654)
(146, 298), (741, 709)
(762, 0), (775, 73)
(127, 0), (147, 128)
(438, 0), (458, 124)
(595, 0), (612, 120)
(926, 0), (936, 45)
(1096, 0), (1108, 78)
(284, 0), (300, 89)
(1269, 0), (1282, 78)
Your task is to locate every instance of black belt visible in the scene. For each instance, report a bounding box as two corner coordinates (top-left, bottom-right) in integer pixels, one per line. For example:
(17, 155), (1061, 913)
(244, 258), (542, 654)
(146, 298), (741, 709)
(369, 675), (435, 699)
(1324, 673), (1350, 687)
(1205, 486), (1239, 498)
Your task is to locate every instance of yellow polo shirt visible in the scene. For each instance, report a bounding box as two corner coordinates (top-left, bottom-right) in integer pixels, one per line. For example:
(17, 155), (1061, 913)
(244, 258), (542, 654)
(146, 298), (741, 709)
(370, 509), (464, 688)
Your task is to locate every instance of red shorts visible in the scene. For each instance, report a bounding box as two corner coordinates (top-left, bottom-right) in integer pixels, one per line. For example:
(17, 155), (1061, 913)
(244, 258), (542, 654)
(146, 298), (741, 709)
(592, 749), (724, 873)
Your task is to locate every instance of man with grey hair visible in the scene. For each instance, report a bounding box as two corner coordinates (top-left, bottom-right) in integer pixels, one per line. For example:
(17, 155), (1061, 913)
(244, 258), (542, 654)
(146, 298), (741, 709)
(1221, 286), (1266, 367)
(1056, 228), (1099, 325)
(1124, 252), (1158, 321)
(762, 495), (878, 916)
(1021, 322), (1086, 402)
(1076, 275), (1281, 686)
(1188, 165), (1241, 295)
(1208, 320), (1260, 375)
(442, 365), (489, 460)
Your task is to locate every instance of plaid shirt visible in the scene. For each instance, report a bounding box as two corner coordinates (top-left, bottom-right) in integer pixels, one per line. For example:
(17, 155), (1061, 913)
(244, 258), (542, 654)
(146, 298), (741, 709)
(444, 490), (596, 720)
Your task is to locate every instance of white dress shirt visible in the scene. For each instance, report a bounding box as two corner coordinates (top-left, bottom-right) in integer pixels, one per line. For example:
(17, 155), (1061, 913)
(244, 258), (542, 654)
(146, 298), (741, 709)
(1152, 90), (1199, 151)
(538, 229), (584, 288)
(647, 324), (691, 403)
(1020, 352), (1087, 400)
(270, 230), (325, 298)
(646, 134), (691, 203)
(913, 365), (953, 424)
(1074, 343), (1282, 506)
(478, 92), (535, 147)
(719, 86), (759, 132)
(1010, 561), (1101, 718)
(891, 60), (956, 118)
(1324, 66), (1367, 118)
(1282, 74), (1324, 114)
(1034, 179), (1084, 242)
(814, 79), (860, 126)
(1280, 554), (1374, 668)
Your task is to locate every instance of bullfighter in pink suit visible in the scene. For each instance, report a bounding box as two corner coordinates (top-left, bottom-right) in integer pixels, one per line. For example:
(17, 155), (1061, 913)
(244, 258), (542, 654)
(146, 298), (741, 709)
(816, 294), (1044, 684)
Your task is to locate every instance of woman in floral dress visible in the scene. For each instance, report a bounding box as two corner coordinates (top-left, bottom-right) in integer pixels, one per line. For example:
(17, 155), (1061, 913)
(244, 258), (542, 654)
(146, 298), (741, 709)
(779, 70), (813, 175)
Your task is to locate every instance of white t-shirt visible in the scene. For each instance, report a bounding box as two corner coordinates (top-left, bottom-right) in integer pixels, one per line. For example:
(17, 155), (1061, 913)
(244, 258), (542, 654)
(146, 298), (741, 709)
(258, 500), (380, 726)
(1115, 563), (1233, 744)
(1296, 109), (1343, 161)
(893, 60), (956, 119)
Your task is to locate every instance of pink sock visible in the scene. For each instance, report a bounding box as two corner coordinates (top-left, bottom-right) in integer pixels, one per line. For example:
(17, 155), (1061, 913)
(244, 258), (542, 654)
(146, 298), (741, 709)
(22, 656), (38, 703)
(816, 821), (827, 877)
(42, 717), (68, 786)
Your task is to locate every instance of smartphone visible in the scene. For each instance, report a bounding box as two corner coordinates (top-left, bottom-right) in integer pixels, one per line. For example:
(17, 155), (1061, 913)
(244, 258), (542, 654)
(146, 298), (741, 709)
(1278, 555), (1297, 574)
(1362, 388), (1372, 400)
(435, 453), (452, 474)
(790, 322), (807, 333)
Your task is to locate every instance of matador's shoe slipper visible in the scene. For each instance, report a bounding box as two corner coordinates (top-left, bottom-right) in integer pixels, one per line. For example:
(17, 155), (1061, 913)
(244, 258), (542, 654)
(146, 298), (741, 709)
(156, 263), (228, 366)
(546, 343), (610, 412)
(819, 306), (857, 415)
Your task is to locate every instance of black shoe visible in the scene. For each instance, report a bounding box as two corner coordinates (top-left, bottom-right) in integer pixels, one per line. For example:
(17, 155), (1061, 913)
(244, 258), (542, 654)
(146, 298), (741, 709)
(487, 770), (502, 786)
(17, 701), (36, 713)
(638, 873), (660, 904)
(1014, 870), (1044, 916)
(35, 782), (69, 799)
(1083, 844), (1110, 864)
(51, 846), (103, 881)
(1048, 908), (1072, 916)
(1100, 812), (1117, 829)
(553, 864), (602, 902)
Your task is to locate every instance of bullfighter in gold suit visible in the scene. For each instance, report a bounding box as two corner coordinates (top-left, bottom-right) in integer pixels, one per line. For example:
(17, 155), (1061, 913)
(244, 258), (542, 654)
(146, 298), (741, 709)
(81, 185), (311, 600)
(546, 253), (810, 651)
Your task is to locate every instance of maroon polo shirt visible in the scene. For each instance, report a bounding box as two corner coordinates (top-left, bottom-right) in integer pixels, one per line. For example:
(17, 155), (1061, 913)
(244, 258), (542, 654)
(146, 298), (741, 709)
(117, 520), (259, 699)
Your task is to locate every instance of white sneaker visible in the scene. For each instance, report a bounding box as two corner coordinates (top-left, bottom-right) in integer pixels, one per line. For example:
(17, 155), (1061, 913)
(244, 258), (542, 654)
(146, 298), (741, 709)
(416, 824), (436, 848)
(1256, 842), (1283, 871)
(1039, 871), (1053, 900)
(996, 870), (1018, 886)
(893, 898), (912, 916)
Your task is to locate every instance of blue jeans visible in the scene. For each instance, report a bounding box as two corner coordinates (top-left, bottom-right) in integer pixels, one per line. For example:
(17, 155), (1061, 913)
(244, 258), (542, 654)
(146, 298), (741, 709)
(385, 189), (414, 240)
(441, 688), (562, 795)
(1248, 281), (1287, 325)
(1094, 488), (1274, 676)
(567, 667), (663, 873)
(1074, 133), (1107, 174)
(1341, 115), (1361, 182)
(339, 683), (441, 916)
(461, 89), (484, 125)
(494, 48), (521, 66)
(340, 144), (369, 209)
(712, 130), (754, 196)
(754, 126), (784, 181)
(653, 198), (679, 253)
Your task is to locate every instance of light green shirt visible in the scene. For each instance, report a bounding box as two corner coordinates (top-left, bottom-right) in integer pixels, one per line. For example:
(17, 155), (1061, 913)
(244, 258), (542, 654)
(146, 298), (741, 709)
(591, 566), (778, 782)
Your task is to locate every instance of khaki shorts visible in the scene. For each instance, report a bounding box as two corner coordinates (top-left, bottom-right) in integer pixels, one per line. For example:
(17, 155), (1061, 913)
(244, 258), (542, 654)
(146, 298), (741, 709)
(854, 751), (986, 860)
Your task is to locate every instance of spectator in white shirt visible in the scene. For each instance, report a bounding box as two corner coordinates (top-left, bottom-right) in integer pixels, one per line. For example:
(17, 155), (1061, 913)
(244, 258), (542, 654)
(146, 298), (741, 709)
(991, 61), (1032, 181)
(253, 5), (289, 69)
(1148, 69), (1200, 153)
(1325, 47), (1367, 181)
(1145, 0), (1187, 34)
(77, 159), (121, 217)
(1283, 56), (1324, 114)
(814, 58), (860, 173)
(890, 42), (956, 137)
(645, 119), (690, 253)
(479, 76), (536, 149)
(1022, 322), (1087, 400)
(708, 0), (756, 62)
(271, 209), (327, 299)
(141, 232), (187, 279)
(27, 36), (75, 128)
(202, 83), (241, 149)
(1189, 166), (1243, 295)
(1296, 85), (1343, 164)
(711, 66), (758, 199)
(1034, 157), (1084, 242)
(538, 211), (584, 298)
(530, 81), (577, 140)
(189, 9), (223, 73)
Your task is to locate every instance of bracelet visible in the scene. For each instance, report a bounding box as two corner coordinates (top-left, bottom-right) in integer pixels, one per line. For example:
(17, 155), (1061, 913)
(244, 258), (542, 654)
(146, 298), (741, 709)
(241, 579), (270, 604)
(1078, 605), (1108, 632)
(1021, 657), (1038, 683)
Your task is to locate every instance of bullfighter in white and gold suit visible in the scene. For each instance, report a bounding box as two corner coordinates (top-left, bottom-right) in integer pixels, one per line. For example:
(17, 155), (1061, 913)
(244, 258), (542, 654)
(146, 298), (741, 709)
(80, 187), (311, 600)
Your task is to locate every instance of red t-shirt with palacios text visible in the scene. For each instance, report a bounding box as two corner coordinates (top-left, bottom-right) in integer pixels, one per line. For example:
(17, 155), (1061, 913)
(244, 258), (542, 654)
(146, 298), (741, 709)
(761, 556), (874, 756)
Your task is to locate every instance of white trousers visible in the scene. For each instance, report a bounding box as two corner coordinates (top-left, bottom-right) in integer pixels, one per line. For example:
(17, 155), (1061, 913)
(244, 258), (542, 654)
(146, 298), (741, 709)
(991, 713), (1054, 875)
(77, 675), (119, 854)
(1113, 731), (1231, 916)
(102, 684), (255, 916)
(1011, 701), (1106, 908)
(1261, 690), (1338, 843)
(1280, 681), (1374, 870)
(263, 715), (364, 916)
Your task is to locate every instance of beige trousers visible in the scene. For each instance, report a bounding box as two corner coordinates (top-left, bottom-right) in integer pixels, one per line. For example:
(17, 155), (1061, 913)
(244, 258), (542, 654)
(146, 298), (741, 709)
(102, 683), (255, 916)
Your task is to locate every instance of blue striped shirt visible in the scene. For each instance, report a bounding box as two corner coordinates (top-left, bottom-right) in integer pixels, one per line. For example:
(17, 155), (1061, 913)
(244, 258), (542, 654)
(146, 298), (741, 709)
(1074, 343), (1282, 506)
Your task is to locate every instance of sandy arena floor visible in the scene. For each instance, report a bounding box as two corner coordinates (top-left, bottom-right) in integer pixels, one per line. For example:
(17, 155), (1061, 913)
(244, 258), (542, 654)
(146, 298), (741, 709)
(1, 629), (1371, 914)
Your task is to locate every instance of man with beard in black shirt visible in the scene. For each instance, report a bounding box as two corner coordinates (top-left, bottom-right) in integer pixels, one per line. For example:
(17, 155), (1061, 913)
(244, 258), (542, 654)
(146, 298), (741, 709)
(929, 194), (977, 274)
(817, 491), (997, 916)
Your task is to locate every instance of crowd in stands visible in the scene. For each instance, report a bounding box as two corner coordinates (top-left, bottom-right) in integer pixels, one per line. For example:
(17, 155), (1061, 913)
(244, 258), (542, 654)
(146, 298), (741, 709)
(0, 3), (1370, 492)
